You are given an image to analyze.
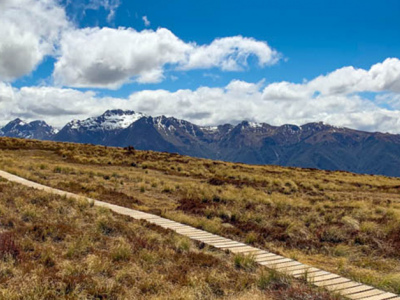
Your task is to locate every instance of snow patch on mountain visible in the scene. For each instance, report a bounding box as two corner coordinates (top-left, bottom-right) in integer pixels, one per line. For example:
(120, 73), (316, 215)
(200, 126), (218, 132)
(102, 112), (145, 130)
(154, 116), (168, 131)
(248, 122), (263, 128)
(68, 110), (146, 131)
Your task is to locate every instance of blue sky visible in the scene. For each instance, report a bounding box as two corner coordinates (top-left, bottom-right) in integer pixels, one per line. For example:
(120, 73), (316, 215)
(14, 0), (400, 97)
(1, 0), (400, 131)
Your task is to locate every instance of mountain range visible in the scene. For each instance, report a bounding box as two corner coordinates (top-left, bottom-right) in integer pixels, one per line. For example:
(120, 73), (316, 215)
(0, 118), (57, 140)
(2, 109), (400, 177)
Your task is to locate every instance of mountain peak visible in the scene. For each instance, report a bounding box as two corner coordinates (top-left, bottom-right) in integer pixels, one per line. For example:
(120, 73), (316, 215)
(66, 110), (146, 132)
(8, 118), (26, 125)
(1, 118), (56, 140)
(3, 118), (27, 132)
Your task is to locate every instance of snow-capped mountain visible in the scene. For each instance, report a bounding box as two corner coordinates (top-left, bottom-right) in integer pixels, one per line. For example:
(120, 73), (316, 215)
(68, 110), (146, 131)
(53, 110), (146, 144)
(0, 119), (57, 140)
(3, 110), (400, 177)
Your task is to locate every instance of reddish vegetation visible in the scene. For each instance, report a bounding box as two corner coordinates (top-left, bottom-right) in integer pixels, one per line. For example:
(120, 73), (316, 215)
(56, 181), (142, 207)
(0, 232), (20, 261)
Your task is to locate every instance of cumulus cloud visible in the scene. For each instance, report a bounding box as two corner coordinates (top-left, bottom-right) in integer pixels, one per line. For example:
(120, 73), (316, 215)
(53, 27), (280, 88)
(0, 0), (279, 87)
(262, 58), (400, 101)
(53, 27), (191, 88)
(0, 86), (398, 133)
(4, 63), (400, 134)
(126, 82), (400, 133)
(0, 84), (132, 127)
(0, 0), (69, 81)
(180, 36), (280, 71)
(308, 58), (400, 95)
(263, 81), (312, 100)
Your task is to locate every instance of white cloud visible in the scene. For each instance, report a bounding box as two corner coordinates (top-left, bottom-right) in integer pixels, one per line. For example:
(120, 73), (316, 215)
(0, 0), (280, 88)
(53, 27), (280, 88)
(126, 82), (398, 131)
(179, 36), (280, 71)
(0, 0), (69, 81)
(263, 81), (312, 100)
(307, 58), (400, 95)
(1, 2), (400, 138)
(2, 74), (400, 133)
(53, 27), (191, 88)
(262, 58), (400, 101)
(142, 16), (151, 27)
(66, 0), (121, 23)
(101, 0), (121, 22)
(0, 84), (131, 127)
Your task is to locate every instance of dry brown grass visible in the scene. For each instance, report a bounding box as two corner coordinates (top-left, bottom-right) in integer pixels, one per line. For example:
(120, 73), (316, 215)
(0, 176), (341, 299)
(0, 137), (399, 295)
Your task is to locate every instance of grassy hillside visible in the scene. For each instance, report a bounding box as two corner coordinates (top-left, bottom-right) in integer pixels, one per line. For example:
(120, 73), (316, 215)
(0, 137), (399, 295)
(0, 178), (341, 299)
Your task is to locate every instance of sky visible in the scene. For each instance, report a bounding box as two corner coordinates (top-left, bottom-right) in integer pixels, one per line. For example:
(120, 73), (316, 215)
(1, 0), (400, 132)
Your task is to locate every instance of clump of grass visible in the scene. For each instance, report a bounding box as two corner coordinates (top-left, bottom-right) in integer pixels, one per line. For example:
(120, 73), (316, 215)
(234, 254), (256, 271)
(173, 236), (191, 253)
(258, 269), (291, 290)
(342, 216), (360, 231)
(245, 231), (258, 244)
(96, 216), (115, 236)
(110, 239), (132, 262)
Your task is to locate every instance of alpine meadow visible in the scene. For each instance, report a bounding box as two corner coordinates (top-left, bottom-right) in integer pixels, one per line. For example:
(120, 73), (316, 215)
(1, 0), (400, 299)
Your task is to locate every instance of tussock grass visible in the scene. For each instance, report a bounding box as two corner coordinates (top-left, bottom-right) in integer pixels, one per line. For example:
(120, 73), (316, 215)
(0, 137), (399, 294)
(0, 180), (339, 299)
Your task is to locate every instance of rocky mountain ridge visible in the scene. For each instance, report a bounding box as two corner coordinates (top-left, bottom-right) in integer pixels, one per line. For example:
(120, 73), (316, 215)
(2, 110), (400, 177)
(0, 118), (57, 140)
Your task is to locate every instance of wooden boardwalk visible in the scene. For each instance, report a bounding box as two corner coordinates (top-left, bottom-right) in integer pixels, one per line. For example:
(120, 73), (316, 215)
(0, 170), (398, 300)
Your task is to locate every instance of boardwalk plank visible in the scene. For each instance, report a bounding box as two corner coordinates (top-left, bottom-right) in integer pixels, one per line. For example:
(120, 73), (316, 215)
(365, 293), (400, 300)
(339, 285), (375, 296)
(314, 277), (351, 287)
(346, 289), (385, 299)
(312, 273), (341, 282)
(324, 281), (362, 292)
